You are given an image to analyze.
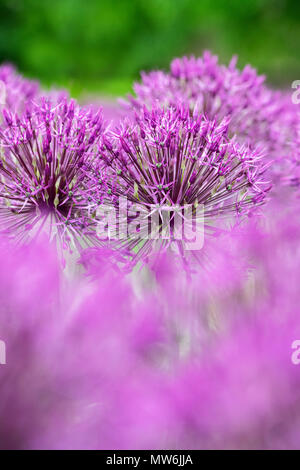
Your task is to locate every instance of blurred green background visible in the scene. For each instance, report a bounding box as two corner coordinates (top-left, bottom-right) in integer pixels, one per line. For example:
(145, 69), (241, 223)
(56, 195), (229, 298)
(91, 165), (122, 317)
(0, 0), (299, 97)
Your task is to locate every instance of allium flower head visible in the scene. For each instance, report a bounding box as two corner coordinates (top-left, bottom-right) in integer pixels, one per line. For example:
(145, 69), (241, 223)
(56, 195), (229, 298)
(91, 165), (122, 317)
(125, 52), (297, 184)
(127, 52), (271, 133)
(86, 105), (269, 266)
(0, 97), (106, 250)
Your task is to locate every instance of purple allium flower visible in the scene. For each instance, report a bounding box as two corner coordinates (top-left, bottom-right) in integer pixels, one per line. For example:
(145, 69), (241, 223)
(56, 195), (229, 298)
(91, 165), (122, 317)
(0, 97), (106, 250)
(125, 52), (297, 185)
(128, 53), (264, 121)
(0, 63), (40, 113)
(85, 105), (269, 267)
(0, 63), (71, 123)
(126, 52), (275, 137)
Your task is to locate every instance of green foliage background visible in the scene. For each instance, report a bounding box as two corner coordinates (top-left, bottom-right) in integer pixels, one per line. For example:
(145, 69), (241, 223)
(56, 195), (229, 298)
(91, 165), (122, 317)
(0, 0), (299, 96)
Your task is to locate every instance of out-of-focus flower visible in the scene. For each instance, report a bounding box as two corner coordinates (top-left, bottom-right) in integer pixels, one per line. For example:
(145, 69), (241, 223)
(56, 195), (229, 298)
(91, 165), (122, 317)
(81, 96), (125, 124)
(0, 63), (69, 114)
(84, 105), (269, 268)
(0, 97), (106, 251)
(0, 236), (175, 449)
(0, 202), (300, 449)
(169, 309), (300, 450)
(155, 204), (300, 449)
(127, 52), (266, 127)
(281, 112), (300, 191)
(125, 52), (297, 186)
(0, 63), (40, 113)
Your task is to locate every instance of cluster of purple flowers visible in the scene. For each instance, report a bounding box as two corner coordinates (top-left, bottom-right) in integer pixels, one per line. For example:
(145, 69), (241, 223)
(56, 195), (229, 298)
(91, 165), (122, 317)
(0, 53), (300, 449)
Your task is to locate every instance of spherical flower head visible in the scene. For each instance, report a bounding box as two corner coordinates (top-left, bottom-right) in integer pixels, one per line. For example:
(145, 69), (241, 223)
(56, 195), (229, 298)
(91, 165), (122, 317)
(85, 105), (270, 268)
(127, 52), (267, 132)
(0, 97), (107, 251)
(126, 52), (297, 185)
